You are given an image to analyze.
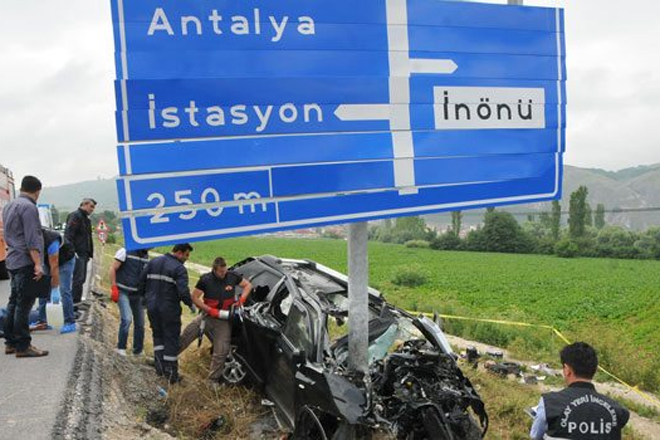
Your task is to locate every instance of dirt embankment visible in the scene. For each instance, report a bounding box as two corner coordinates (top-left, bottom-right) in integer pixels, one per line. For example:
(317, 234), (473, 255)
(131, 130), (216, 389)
(52, 294), (173, 440)
(72, 253), (283, 440)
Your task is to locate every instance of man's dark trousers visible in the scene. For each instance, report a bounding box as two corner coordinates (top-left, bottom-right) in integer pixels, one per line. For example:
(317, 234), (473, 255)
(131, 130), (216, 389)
(147, 304), (182, 382)
(72, 255), (89, 304)
(4, 266), (37, 351)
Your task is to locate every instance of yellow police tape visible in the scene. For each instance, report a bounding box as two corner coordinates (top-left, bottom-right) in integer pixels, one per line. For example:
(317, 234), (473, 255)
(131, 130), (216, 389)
(414, 311), (660, 409)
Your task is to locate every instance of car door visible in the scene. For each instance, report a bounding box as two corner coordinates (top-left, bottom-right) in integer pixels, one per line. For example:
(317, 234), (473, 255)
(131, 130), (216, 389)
(235, 275), (288, 384)
(265, 300), (315, 428)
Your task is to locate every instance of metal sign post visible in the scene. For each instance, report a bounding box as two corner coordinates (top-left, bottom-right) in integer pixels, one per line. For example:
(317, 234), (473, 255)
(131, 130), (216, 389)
(345, 0), (532, 384)
(348, 222), (369, 375)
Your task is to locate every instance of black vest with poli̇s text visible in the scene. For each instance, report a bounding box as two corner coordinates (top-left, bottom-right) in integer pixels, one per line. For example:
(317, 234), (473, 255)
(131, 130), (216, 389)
(543, 382), (629, 440)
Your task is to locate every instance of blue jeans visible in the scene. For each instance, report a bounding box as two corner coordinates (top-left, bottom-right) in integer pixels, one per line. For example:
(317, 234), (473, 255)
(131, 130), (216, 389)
(5, 266), (38, 351)
(37, 257), (76, 325)
(117, 292), (145, 354)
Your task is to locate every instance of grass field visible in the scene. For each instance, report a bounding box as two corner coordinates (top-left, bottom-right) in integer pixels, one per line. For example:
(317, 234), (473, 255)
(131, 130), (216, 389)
(101, 238), (657, 438)
(177, 237), (660, 392)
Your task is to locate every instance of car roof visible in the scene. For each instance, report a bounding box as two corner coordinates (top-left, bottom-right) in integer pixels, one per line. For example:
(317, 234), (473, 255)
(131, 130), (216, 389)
(264, 256), (382, 298)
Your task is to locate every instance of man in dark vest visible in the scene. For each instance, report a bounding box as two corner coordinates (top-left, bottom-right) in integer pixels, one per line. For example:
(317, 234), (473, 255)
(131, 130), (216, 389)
(109, 246), (150, 356)
(530, 342), (629, 439)
(65, 198), (96, 306)
(139, 243), (195, 383)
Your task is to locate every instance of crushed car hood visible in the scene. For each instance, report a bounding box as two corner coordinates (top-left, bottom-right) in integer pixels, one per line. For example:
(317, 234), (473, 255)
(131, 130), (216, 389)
(329, 307), (488, 439)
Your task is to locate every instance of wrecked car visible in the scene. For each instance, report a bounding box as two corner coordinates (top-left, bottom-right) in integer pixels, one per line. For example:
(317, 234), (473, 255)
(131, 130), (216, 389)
(221, 255), (488, 439)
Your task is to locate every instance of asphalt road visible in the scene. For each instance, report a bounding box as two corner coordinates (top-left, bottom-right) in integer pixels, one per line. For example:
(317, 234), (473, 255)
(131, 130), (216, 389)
(0, 278), (81, 440)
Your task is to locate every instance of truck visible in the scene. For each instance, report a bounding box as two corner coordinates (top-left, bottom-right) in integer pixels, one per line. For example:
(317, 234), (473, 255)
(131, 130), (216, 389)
(0, 164), (16, 279)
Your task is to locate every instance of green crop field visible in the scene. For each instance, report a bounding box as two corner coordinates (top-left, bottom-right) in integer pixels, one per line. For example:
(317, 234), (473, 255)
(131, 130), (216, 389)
(178, 236), (660, 392)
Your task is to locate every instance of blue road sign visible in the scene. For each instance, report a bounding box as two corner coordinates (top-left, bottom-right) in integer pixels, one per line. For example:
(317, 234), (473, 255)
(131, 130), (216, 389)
(111, 0), (566, 250)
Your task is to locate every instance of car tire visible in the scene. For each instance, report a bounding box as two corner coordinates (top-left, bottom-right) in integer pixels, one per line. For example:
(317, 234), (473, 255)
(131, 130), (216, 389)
(292, 406), (330, 440)
(330, 423), (372, 440)
(459, 416), (484, 440)
(420, 407), (454, 440)
(221, 345), (249, 385)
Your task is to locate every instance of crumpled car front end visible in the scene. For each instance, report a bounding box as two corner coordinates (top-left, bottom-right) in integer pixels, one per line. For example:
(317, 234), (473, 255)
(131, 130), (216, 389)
(324, 305), (488, 439)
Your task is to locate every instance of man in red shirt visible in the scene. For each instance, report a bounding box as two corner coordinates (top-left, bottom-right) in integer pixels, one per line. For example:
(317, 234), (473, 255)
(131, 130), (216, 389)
(180, 257), (252, 383)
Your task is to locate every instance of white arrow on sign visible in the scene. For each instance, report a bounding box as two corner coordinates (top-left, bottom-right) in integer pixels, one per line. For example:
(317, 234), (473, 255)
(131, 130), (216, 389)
(409, 59), (458, 75)
(334, 0), (459, 195)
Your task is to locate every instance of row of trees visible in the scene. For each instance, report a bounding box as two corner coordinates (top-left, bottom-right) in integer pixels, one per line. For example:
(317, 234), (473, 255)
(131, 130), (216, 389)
(370, 186), (660, 260)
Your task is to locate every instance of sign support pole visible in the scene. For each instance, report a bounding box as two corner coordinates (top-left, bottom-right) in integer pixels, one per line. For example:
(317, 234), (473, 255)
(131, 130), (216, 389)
(347, 222), (369, 376)
(347, 0), (528, 428)
(346, 0), (526, 414)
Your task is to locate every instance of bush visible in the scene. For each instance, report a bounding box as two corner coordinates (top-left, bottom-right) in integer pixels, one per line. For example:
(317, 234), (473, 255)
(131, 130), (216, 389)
(430, 233), (461, 251)
(555, 239), (579, 258)
(533, 237), (557, 255)
(404, 240), (430, 249)
(635, 227), (660, 260)
(469, 211), (535, 254)
(464, 229), (487, 251)
(391, 270), (428, 287)
(106, 233), (117, 245)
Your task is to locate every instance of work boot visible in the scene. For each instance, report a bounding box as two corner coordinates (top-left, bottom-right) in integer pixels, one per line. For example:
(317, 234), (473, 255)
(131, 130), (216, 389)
(5, 345), (16, 355)
(15, 345), (49, 358)
(163, 360), (181, 384)
(154, 351), (165, 376)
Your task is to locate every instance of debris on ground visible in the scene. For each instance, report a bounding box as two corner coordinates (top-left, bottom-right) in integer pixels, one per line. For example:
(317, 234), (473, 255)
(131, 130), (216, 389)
(531, 363), (558, 376)
(486, 350), (504, 359)
(484, 361), (522, 377)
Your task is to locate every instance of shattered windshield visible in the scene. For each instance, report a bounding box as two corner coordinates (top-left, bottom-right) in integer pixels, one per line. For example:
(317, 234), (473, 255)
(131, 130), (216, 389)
(368, 318), (425, 363)
(294, 268), (346, 297)
(330, 311), (426, 366)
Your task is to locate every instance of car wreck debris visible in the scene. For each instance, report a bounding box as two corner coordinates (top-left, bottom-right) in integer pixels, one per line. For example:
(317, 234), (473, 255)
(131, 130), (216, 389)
(211, 255), (489, 439)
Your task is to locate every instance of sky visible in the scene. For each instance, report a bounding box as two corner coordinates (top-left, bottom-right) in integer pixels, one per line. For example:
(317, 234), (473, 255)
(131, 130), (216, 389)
(0, 0), (658, 187)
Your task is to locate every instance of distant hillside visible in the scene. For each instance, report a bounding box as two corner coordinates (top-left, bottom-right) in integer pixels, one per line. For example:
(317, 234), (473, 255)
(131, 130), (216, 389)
(588, 164), (660, 181)
(40, 178), (119, 212)
(40, 164), (660, 231)
(427, 164), (660, 231)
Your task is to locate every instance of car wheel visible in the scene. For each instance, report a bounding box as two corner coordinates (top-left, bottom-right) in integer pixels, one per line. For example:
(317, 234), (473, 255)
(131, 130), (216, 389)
(292, 406), (330, 440)
(459, 416), (484, 440)
(222, 345), (249, 385)
(421, 407), (454, 440)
